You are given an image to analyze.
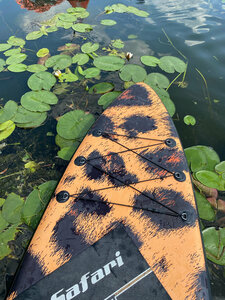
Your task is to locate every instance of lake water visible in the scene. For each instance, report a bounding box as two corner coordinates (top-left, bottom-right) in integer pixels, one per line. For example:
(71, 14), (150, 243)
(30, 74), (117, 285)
(0, 0), (225, 298)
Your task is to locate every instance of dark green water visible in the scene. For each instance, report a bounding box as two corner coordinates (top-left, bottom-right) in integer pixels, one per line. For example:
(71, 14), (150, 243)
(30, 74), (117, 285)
(0, 0), (225, 298)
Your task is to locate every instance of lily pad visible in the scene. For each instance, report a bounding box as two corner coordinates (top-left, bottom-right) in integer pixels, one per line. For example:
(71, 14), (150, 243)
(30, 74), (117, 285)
(4, 48), (21, 57)
(57, 145), (79, 161)
(27, 64), (47, 73)
(106, 4), (128, 13)
(59, 73), (78, 82)
(21, 91), (58, 112)
(56, 20), (73, 29)
(184, 115), (196, 126)
(101, 19), (117, 26)
(26, 31), (43, 41)
(203, 227), (225, 265)
(83, 67), (100, 78)
(28, 71), (56, 91)
(98, 91), (121, 109)
(111, 39), (124, 49)
(12, 106), (46, 124)
(72, 23), (93, 33)
(0, 212), (9, 232)
(58, 13), (77, 23)
(7, 63), (27, 72)
(37, 48), (49, 58)
(45, 55), (72, 70)
(6, 53), (27, 65)
(81, 42), (99, 54)
(7, 36), (25, 47)
(119, 64), (147, 82)
(215, 161), (225, 174)
(46, 26), (58, 33)
(57, 110), (95, 140)
(72, 53), (89, 65)
(195, 170), (225, 190)
(16, 112), (47, 128)
(194, 190), (215, 221)
(2, 193), (24, 224)
(144, 73), (170, 89)
(159, 56), (186, 73)
(126, 6), (149, 17)
(93, 56), (125, 71)
(128, 34), (138, 39)
(0, 225), (19, 259)
(0, 59), (6, 72)
(67, 7), (86, 13)
(55, 134), (79, 149)
(89, 82), (114, 94)
(0, 43), (12, 52)
(141, 56), (160, 67)
(0, 100), (18, 123)
(0, 120), (15, 141)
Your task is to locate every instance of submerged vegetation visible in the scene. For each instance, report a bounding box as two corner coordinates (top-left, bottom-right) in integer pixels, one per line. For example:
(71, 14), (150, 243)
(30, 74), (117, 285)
(0, 1), (224, 296)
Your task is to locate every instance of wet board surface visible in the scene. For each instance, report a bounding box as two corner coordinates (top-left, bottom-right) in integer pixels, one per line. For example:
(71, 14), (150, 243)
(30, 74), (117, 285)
(8, 83), (210, 300)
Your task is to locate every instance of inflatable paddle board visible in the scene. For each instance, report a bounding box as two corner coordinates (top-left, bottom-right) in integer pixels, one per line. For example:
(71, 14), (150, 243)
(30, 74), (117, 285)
(8, 83), (210, 299)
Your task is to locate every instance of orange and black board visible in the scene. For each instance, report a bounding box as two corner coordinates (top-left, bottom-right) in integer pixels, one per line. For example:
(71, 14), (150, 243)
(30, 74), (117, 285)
(8, 83), (210, 300)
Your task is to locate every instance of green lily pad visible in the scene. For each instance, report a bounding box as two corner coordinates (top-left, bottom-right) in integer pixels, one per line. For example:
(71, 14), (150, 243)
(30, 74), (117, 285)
(6, 53), (27, 65)
(57, 145), (79, 161)
(4, 48), (21, 57)
(111, 39), (124, 49)
(203, 227), (225, 265)
(106, 4), (128, 13)
(67, 7), (86, 13)
(0, 225), (19, 259)
(56, 19), (73, 29)
(119, 64), (147, 82)
(0, 59), (6, 72)
(159, 56), (186, 73)
(0, 100), (18, 123)
(16, 112), (47, 128)
(194, 190), (215, 221)
(7, 63), (27, 72)
(58, 13), (77, 23)
(98, 91), (121, 109)
(141, 56), (160, 67)
(27, 64), (47, 73)
(144, 73), (170, 89)
(72, 23), (93, 32)
(195, 170), (225, 190)
(59, 73), (78, 82)
(55, 134), (79, 149)
(83, 67), (100, 79)
(81, 42), (99, 54)
(126, 6), (149, 17)
(7, 36), (25, 47)
(101, 19), (117, 26)
(124, 81), (135, 89)
(128, 34), (138, 39)
(89, 82), (114, 94)
(0, 198), (5, 207)
(0, 43), (12, 52)
(12, 106), (46, 124)
(28, 71), (56, 91)
(72, 53), (89, 65)
(150, 87), (175, 117)
(37, 48), (49, 58)
(46, 26), (58, 33)
(0, 211), (9, 232)
(45, 55), (72, 70)
(2, 193), (24, 224)
(93, 56), (125, 71)
(57, 110), (95, 140)
(26, 31), (43, 41)
(0, 120), (15, 142)
(21, 90), (58, 112)
(196, 146), (220, 171)
(184, 115), (196, 126)
(215, 161), (225, 174)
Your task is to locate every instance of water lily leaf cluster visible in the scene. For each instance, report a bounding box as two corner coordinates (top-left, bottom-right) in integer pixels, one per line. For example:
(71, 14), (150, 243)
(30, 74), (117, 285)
(105, 4), (149, 17)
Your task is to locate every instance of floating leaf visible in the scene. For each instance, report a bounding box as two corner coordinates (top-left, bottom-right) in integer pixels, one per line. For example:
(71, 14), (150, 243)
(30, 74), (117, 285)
(195, 170), (225, 190)
(0, 120), (15, 141)
(106, 4), (128, 13)
(101, 19), (117, 26)
(16, 112), (47, 128)
(83, 67), (100, 78)
(0, 225), (19, 259)
(128, 34), (137, 39)
(57, 43), (80, 52)
(53, 83), (70, 95)
(215, 161), (225, 174)
(6, 53), (27, 65)
(184, 115), (196, 126)
(58, 145), (78, 160)
(111, 39), (124, 49)
(0, 100), (18, 123)
(67, 7), (86, 13)
(56, 19), (73, 29)
(57, 110), (95, 140)
(0, 211), (9, 232)
(144, 73), (170, 89)
(26, 31), (43, 40)
(119, 64), (147, 82)
(4, 48), (21, 57)
(151, 87), (175, 117)
(55, 134), (79, 149)
(89, 82), (114, 94)
(37, 48), (49, 58)
(7, 63), (27, 72)
(124, 81), (135, 89)
(72, 53), (89, 65)
(58, 13), (77, 23)
(46, 26), (58, 33)
(203, 227), (225, 265)
(0, 43), (12, 52)
(2, 193), (24, 224)
(45, 55), (72, 70)
(7, 36), (25, 47)
(126, 6), (149, 17)
(25, 161), (39, 173)
(194, 190), (215, 221)
(12, 106), (46, 124)
(28, 71), (56, 91)
(98, 91), (121, 109)
(159, 56), (186, 73)
(141, 56), (160, 67)
(0, 59), (5, 72)
(81, 42), (99, 54)
(27, 64), (47, 73)
(93, 56), (125, 71)
(21, 91), (58, 112)
(0, 199), (5, 207)
(59, 73), (78, 82)
(72, 23), (93, 32)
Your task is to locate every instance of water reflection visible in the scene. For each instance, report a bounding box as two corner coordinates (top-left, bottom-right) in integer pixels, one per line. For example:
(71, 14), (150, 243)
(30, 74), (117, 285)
(15, 0), (90, 12)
